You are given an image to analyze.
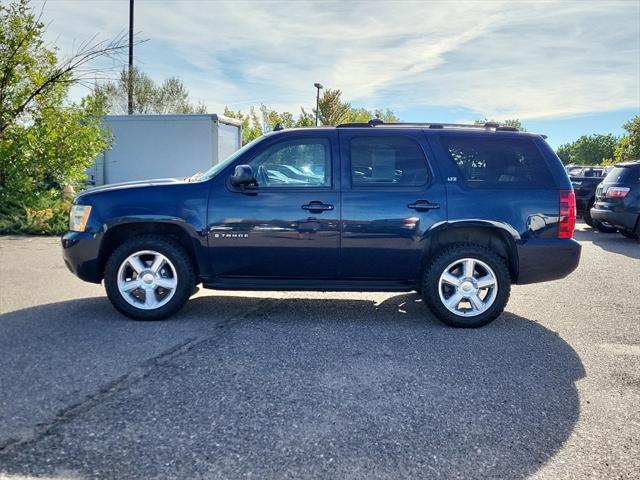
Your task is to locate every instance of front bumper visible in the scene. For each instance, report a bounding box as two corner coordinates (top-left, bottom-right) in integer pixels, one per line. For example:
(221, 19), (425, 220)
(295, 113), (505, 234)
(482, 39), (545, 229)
(590, 208), (638, 232)
(515, 238), (581, 284)
(61, 231), (103, 283)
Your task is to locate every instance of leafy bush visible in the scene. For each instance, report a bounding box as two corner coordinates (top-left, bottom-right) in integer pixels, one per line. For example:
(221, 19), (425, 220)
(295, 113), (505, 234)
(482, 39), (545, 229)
(0, 1), (111, 235)
(0, 190), (72, 235)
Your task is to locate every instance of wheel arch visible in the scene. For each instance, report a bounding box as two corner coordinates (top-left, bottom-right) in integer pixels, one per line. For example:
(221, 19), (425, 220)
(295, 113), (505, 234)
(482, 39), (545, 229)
(419, 221), (519, 284)
(98, 219), (201, 281)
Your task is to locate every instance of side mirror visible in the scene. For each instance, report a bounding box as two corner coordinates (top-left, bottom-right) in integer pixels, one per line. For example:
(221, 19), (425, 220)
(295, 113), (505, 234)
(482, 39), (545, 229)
(230, 165), (257, 188)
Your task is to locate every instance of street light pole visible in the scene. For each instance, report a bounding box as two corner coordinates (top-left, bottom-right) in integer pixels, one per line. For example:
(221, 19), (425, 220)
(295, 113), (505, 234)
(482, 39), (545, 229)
(313, 82), (323, 126)
(127, 0), (134, 115)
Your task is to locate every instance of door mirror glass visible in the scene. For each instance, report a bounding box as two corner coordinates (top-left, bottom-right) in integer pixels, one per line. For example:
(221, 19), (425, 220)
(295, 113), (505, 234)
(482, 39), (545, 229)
(230, 164), (257, 188)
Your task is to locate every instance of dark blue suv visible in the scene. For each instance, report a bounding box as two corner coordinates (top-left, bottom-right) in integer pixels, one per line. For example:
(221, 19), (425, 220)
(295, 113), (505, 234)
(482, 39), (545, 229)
(62, 121), (580, 327)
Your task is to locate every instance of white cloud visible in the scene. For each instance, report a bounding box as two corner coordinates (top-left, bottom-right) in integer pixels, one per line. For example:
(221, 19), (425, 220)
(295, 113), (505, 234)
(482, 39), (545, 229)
(36, 0), (640, 119)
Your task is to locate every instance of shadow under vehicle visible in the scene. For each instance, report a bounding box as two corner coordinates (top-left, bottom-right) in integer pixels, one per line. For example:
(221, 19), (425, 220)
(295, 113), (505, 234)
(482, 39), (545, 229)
(0, 293), (585, 479)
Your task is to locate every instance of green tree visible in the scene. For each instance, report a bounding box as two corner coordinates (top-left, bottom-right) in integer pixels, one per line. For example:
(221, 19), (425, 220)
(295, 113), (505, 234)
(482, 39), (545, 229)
(223, 107), (262, 145)
(555, 134), (618, 165)
(0, 0), (117, 233)
(313, 89), (400, 126)
(295, 107), (315, 127)
(224, 105), (318, 145)
(346, 107), (400, 123)
(315, 88), (351, 125)
(612, 116), (640, 163)
(347, 107), (371, 123)
(96, 67), (207, 115)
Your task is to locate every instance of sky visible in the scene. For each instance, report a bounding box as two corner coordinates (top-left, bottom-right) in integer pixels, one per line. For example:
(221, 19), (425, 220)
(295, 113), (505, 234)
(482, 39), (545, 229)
(35, 0), (640, 148)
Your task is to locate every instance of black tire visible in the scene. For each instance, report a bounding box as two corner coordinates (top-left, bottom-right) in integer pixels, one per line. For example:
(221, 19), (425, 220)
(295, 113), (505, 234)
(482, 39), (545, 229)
(619, 229), (639, 240)
(583, 211), (594, 227)
(422, 244), (511, 328)
(593, 219), (617, 233)
(104, 235), (195, 320)
(583, 198), (595, 227)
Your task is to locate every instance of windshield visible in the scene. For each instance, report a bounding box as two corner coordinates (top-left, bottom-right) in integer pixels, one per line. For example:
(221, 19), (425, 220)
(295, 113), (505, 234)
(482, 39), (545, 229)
(197, 136), (265, 182)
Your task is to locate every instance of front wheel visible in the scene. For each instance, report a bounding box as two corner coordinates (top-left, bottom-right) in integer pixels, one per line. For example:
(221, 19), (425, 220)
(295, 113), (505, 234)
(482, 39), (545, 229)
(104, 235), (195, 320)
(422, 244), (511, 328)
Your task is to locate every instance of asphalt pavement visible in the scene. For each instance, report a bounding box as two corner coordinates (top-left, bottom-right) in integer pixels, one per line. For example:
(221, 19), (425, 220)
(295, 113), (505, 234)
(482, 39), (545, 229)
(0, 223), (638, 479)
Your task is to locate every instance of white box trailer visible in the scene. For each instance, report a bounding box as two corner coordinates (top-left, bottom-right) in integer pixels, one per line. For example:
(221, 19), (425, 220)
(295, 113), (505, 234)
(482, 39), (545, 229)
(89, 114), (242, 186)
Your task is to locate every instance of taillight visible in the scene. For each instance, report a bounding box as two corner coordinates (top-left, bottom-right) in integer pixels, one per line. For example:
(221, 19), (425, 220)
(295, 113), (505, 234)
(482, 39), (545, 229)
(558, 190), (576, 239)
(604, 186), (630, 198)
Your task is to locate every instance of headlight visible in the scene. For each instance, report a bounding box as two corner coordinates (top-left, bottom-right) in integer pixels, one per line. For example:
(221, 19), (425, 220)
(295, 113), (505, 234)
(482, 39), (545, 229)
(69, 205), (92, 232)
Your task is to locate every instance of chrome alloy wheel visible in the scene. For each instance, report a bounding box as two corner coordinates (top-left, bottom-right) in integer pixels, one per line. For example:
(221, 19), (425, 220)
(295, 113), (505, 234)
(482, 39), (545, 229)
(116, 250), (178, 310)
(438, 258), (498, 317)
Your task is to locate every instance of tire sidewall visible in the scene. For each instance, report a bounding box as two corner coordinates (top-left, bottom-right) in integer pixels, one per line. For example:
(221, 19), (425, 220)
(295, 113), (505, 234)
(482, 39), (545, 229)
(423, 245), (511, 328)
(619, 229), (638, 239)
(104, 236), (194, 320)
(593, 219), (617, 233)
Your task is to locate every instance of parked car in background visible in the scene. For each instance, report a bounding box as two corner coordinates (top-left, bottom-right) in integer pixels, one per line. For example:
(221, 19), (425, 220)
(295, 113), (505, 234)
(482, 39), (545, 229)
(570, 167), (617, 232)
(567, 165), (611, 177)
(62, 120), (581, 328)
(591, 160), (640, 241)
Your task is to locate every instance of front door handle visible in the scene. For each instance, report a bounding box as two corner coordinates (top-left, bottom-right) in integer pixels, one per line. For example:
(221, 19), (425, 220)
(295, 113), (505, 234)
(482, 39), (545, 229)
(408, 200), (440, 211)
(302, 201), (334, 213)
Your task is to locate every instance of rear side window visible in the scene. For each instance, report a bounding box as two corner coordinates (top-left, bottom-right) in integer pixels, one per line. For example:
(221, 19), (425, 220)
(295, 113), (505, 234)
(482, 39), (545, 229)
(604, 165), (640, 184)
(441, 136), (554, 188)
(350, 136), (430, 187)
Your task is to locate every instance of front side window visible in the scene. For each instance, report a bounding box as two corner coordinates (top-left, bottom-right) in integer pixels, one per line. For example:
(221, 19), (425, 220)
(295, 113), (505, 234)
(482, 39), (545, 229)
(249, 138), (331, 188)
(442, 135), (554, 188)
(350, 136), (430, 187)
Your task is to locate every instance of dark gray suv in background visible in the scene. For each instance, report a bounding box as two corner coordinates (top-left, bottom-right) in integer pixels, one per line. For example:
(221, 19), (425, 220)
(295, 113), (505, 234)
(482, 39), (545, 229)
(591, 160), (640, 241)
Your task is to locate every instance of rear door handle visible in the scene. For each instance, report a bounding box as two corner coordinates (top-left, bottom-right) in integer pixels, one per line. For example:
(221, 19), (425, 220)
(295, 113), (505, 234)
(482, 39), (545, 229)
(408, 200), (440, 211)
(302, 201), (334, 212)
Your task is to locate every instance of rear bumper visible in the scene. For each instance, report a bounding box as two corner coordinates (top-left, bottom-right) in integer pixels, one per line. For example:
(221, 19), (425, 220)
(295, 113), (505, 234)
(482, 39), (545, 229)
(61, 231), (103, 283)
(516, 238), (581, 284)
(590, 208), (638, 232)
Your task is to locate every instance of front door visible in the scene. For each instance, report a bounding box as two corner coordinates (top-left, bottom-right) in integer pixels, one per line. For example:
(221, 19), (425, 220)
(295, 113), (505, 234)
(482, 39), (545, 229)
(207, 132), (340, 279)
(338, 130), (447, 280)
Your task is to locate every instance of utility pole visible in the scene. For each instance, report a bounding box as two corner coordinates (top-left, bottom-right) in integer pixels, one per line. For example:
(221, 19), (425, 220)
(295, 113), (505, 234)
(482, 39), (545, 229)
(127, 0), (134, 115)
(314, 83), (323, 126)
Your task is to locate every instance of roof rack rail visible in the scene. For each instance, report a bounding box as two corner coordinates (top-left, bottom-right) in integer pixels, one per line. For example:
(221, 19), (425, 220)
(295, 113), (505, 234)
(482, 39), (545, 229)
(336, 120), (521, 131)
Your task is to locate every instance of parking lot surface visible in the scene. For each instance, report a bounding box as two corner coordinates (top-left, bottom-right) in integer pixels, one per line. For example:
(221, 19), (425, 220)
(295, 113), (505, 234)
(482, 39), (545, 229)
(0, 223), (638, 479)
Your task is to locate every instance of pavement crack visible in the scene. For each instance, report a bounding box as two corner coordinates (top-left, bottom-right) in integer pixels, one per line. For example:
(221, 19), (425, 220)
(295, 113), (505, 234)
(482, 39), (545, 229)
(0, 298), (271, 455)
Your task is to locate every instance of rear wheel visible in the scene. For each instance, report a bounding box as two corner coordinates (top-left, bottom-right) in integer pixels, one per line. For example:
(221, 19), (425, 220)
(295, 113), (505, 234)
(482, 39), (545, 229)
(620, 229), (639, 240)
(593, 219), (617, 233)
(583, 199), (595, 227)
(104, 235), (195, 320)
(583, 212), (594, 227)
(422, 244), (511, 328)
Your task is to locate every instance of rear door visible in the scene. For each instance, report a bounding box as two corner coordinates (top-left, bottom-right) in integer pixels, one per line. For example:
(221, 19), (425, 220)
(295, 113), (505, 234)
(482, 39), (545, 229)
(338, 129), (447, 280)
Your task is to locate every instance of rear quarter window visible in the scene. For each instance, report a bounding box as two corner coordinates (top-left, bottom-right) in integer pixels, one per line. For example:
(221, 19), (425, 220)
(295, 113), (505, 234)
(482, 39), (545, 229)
(604, 165), (640, 184)
(441, 135), (554, 189)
